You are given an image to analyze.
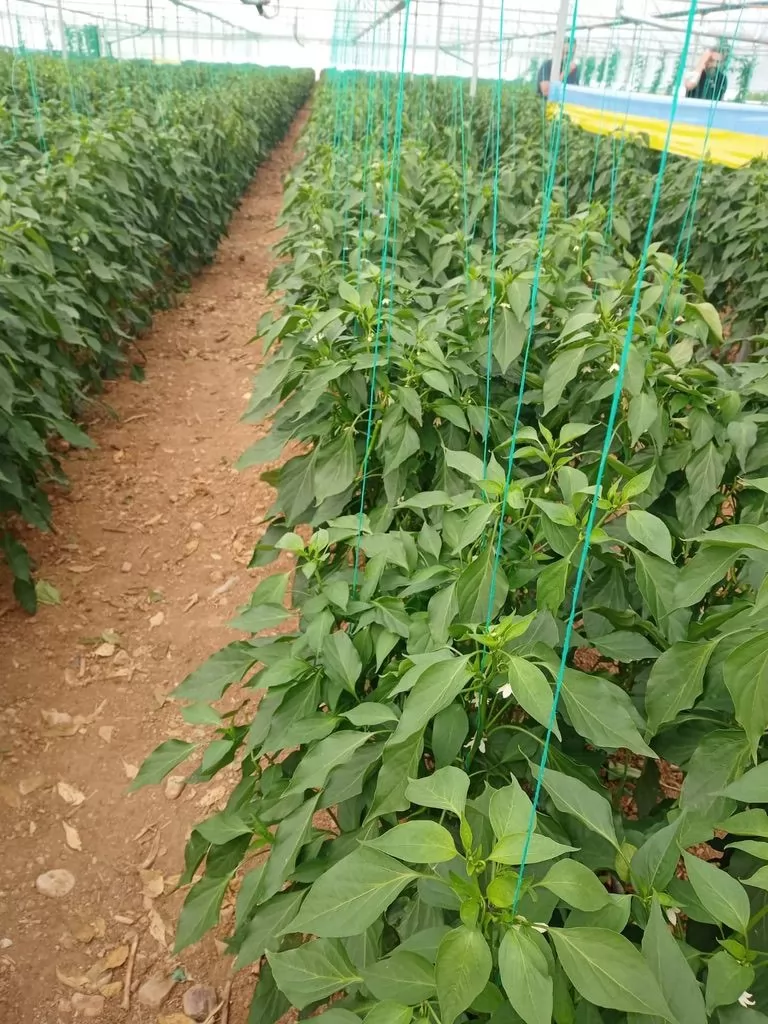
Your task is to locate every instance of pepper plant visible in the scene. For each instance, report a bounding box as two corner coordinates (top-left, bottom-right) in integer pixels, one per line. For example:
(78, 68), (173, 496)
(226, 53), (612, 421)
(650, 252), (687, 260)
(137, 76), (768, 1024)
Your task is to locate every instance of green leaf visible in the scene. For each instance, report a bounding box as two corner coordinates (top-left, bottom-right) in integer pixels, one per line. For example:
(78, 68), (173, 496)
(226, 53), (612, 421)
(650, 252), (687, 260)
(237, 431), (285, 470)
(339, 279), (361, 306)
(316, 432), (356, 505)
(629, 819), (681, 895)
(229, 603), (291, 634)
(504, 656), (558, 735)
(591, 631), (660, 663)
(682, 851), (750, 934)
(543, 348), (587, 415)
(561, 670), (656, 758)
(285, 732), (372, 796)
(742, 865), (768, 890)
(362, 951), (436, 1004)
(493, 307), (525, 373)
(489, 778), (534, 839)
(436, 926), (492, 1024)
(343, 703), (398, 727)
(645, 641), (717, 737)
(175, 873), (231, 952)
(538, 767), (619, 850)
(730, 842), (768, 860)
(258, 795), (319, 901)
(364, 1003), (412, 1024)
(392, 655), (471, 742)
(367, 822), (457, 863)
(536, 559), (569, 615)
(685, 442), (726, 521)
(405, 766), (470, 819)
(628, 392), (658, 446)
(35, 579), (61, 606)
(643, 899), (707, 1024)
(129, 739), (197, 792)
(499, 927), (552, 1024)
(723, 760), (768, 802)
(367, 730), (424, 819)
(724, 633), (768, 759)
(247, 963), (289, 1024)
(550, 927), (673, 1018)
(705, 949), (754, 1013)
(626, 509), (672, 563)
(235, 890), (305, 969)
(697, 525), (768, 551)
(531, 498), (577, 527)
(268, 938), (361, 1009)
(673, 546), (737, 609)
(489, 833), (577, 865)
(289, 848), (418, 937)
(173, 641), (259, 700)
(456, 547), (508, 624)
(432, 703), (469, 768)
(539, 860), (611, 911)
(693, 301), (723, 342)
(719, 809), (768, 837)
(322, 631), (362, 694)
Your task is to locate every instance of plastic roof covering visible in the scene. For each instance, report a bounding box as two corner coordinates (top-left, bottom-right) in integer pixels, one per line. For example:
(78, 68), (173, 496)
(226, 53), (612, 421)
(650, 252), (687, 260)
(2, 0), (768, 89)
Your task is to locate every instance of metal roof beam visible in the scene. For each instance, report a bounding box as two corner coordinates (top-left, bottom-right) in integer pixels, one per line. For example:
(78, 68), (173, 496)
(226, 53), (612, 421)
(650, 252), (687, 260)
(353, 0), (405, 42)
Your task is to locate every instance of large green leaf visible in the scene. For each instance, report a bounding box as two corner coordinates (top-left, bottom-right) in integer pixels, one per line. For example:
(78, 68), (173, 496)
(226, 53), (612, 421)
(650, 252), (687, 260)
(258, 795), (319, 901)
(289, 847), (419, 937)
(367, 821), (457, 863)
(489, 778), (534, 839)
(129, 739), (197, 792)
(175, 873), (231, 952)
(489, 833), (577, 865)
(561, 669), (656, 757)
(235, 890), (305, 968)
(550, 927), (673, 1018)
(539, 859), (611, 911)
(629, 819), (681, 895)
(268, 938), (361, 1009)
(405, 766), (470, 818)
(645, 641), (717, 737)
(682, 851), (750, 933)
(322, 630), (363, 694)
(367, 730), (425, 819)
(504, 656), (558, 735)
(362, 951), (436, 1004)
(285, 732), (372, 796)
(391, 655), (471, 742)
(723, 760), (768, 802)
(435, 926), (492, 1024)
(498, 927), (553, 1024)
(539, 766), (619, 849)
(643, 899), (707, 1024)
(173, 641), (259, 699)
(723, 633), (768, 759)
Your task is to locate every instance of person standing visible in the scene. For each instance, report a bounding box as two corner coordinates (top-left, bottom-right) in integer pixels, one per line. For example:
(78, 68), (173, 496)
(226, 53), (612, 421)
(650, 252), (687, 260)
(537, 42), (580, 98)
(685, 48), (728, 101)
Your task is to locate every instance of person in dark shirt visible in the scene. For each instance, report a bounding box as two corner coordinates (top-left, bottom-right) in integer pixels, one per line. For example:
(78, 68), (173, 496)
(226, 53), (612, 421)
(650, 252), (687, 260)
(537, 43), (580, 98)
(685, 48), (728, 101)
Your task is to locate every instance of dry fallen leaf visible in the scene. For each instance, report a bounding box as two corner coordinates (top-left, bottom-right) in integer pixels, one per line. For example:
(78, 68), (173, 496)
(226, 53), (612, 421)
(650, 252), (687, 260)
(63, 822), (82, 852)
(94, 642), (115, 658)
(18, 774), (45, 796)
(98, 725), (114, 743)
(149, 611), (165, 628)
(99, 981), (123, 999)
(72, 922), (96, 944)
(57, 781), (86, 807)
(147, 906), (168, 947)
(103, 945), (129, 970)
(183, 593), (199, 613)
(0, 785), (21, 810)
(140, 869), (164, 899)
(67, 564), (95, 574)
(153, 687), (169, 709)
(41, 709), (80, 737)
(56, 964), (90, 990)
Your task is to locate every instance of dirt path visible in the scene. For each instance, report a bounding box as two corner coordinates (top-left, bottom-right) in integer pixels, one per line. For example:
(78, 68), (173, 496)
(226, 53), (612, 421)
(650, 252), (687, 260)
(0, 109), (308, 1024)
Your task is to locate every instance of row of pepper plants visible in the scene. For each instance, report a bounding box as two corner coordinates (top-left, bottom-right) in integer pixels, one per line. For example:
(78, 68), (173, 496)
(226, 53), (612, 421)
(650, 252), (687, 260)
(136, 77), (768, 1024)
(0, 55), (314, 610)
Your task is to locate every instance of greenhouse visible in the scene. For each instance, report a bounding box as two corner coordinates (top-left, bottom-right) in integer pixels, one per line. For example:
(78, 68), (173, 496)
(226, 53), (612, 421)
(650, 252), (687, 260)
(2, 2), (768, 1023)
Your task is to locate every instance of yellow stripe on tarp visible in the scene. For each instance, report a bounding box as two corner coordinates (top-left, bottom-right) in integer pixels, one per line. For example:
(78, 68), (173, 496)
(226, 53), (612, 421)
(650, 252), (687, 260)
(552, 102), (768, 168)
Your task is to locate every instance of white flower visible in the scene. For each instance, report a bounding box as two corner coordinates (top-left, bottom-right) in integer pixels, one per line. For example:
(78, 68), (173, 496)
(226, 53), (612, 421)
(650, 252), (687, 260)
(532, 922), (549, 933)
(497, 682), (514, 700)
(609, 362), (620, 374)
(739, 993), (756, 1009)
(478, 737), (486, 754)
(665, 907), (680, 927)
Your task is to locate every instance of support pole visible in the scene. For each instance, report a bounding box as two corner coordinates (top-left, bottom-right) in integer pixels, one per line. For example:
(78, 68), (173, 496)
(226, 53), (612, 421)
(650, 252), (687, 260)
(410, 0), (418, 77)
(57, 0), (68, 58)
(549, 0), (570, 86)
(433, 0), (443, 81)
(470, 0), (484, 98)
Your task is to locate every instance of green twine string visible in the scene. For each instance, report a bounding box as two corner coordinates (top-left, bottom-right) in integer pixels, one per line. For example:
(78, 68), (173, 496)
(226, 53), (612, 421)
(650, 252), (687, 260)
(510, 0), (701, 916)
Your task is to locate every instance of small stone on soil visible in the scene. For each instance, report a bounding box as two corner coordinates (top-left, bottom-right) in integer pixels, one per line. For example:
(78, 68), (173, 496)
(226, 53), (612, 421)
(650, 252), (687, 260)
(164, 775), (186, 800)
(137, 974), (176, 1008)
(36, 868), (75, 898)
(182, 984), (218, 1022)
(71, 993), (105, 1018)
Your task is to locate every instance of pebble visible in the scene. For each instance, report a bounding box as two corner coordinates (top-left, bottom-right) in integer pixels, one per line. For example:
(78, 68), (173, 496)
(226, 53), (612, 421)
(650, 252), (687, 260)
(164, 775), (186, 801)
(121, 562), (132, 573)
(137, 974), (176, 1009)
(71, 993), (105, 1018)
(35, 868), (75, 898)
(182, 984), (218, 1022)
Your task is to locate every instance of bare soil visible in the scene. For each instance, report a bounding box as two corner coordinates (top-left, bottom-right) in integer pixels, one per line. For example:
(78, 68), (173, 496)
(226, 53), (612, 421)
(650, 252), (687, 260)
(0, 108), (309, 1024)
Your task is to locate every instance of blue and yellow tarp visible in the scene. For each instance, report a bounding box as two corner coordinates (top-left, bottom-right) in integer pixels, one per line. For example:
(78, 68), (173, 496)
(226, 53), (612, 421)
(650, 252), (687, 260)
(548, 83), (768, 168)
